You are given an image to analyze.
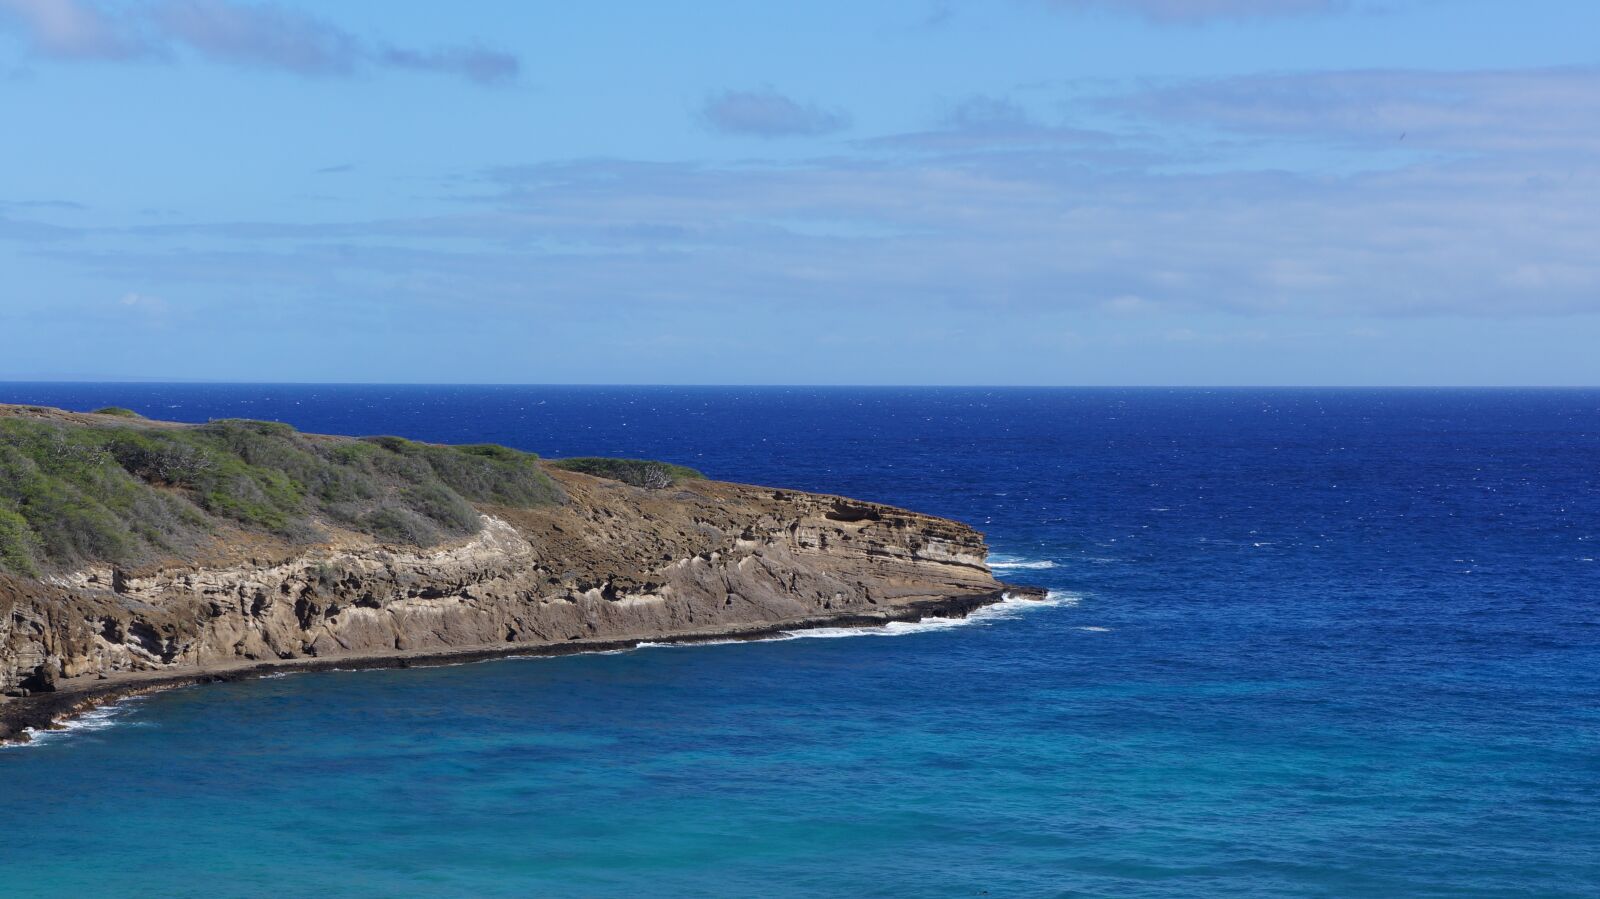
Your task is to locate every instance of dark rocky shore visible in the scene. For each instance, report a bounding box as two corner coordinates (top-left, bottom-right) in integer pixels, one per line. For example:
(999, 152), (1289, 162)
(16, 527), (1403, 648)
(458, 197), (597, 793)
(1, 588), (1041, 744)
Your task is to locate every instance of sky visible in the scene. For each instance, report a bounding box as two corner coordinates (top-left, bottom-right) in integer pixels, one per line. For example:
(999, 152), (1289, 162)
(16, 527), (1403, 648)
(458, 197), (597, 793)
(1, 0), (1597, 385)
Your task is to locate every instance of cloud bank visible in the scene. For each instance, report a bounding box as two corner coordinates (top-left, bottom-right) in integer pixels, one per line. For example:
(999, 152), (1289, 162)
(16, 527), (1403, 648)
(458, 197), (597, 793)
(3, 63), (1597, 378)
(0, 0), (518, 83)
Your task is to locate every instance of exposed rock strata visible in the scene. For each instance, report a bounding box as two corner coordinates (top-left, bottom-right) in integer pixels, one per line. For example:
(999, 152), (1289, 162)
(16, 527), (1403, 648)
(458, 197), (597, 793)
(2, 469), (1019, 742)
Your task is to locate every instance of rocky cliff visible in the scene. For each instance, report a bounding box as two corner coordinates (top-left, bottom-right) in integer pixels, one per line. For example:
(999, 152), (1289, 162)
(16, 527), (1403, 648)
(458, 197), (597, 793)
(0, 412), (1018, 740)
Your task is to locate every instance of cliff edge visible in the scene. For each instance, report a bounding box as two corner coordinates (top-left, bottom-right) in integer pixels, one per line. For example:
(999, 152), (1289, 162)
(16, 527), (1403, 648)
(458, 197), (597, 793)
(0, 404), (1024, 742)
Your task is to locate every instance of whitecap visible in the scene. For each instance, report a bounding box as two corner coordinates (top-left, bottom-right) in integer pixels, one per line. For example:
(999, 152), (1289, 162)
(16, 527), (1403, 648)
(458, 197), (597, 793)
(988, 556), (1057, 570)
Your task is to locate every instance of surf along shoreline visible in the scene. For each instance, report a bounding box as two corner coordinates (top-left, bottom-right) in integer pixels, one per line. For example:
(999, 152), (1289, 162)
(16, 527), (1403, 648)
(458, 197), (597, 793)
(1, 586), (1044, 747)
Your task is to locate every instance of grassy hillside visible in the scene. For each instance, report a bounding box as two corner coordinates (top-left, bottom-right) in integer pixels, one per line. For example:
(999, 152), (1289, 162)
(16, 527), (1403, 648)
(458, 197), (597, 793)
(0, 414), (563, 576)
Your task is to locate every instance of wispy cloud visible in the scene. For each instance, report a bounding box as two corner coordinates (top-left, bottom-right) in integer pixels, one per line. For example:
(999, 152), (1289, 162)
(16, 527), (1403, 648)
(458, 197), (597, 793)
(0, 207), (79, 241)
(0, 198), (86, 211)
(942, 95), (1035, 130)
(1105, 67), (1600, 155)
(379, 43), (518, 85)
(864, 94), (1132, 157)
(23, 139), (1600, 322)
(6, 63), (1598, 334)
(700, 88), (851, 138)
(1042, 0), (1345, 23)
(0, 0), (519, 84)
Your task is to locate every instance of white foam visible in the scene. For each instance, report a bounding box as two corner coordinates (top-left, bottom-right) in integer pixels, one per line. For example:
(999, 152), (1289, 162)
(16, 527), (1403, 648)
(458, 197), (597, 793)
(988, 556), (1057, 570)
(630, 594), (1080, 648)
(781, 590), (1080, 641)
(1076, 626), (1112, 632)
(635, 637), (751, 650)
(6, 697), (146, 749)
(6, 592), (1083, 749)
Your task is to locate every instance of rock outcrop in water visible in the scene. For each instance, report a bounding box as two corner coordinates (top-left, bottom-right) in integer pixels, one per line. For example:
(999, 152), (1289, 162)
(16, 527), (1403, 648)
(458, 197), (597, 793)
(0, 404), (1020, 742)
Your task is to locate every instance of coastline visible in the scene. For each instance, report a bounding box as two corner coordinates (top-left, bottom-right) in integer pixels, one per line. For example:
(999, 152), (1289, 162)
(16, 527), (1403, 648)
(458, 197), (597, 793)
(1, 586), (1043, 746)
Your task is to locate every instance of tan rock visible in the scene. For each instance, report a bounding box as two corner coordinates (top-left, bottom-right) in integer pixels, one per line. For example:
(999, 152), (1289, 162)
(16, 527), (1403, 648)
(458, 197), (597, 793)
(1, 468), (1008, 708)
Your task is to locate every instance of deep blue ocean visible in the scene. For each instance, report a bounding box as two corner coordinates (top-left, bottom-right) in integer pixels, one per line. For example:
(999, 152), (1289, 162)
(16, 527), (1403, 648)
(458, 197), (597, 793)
(1, 385), (1596, 897)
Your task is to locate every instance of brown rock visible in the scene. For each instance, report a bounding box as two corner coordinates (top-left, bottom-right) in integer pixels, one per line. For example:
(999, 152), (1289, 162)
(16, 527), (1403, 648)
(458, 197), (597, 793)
(1, 467), (1012, 702)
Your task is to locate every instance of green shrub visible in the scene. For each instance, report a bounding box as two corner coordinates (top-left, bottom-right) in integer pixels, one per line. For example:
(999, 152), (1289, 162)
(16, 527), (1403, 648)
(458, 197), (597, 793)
(401, 482), (480, 534)
(0, 409), (576, 569)
(548, 457), (704, 489)
(0, 415), (567, 574)
(0, 502), (42, 577)
(0, 426), (143, 567)
(358, 437), (560, 507)
(358, 506), (441, 546)
(454, 443), (529, 462)
(92, 406), (144, 418)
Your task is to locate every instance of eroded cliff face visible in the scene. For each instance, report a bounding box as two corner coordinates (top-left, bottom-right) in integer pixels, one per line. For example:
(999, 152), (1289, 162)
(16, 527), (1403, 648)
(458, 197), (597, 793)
(0, 469), (1002, 699)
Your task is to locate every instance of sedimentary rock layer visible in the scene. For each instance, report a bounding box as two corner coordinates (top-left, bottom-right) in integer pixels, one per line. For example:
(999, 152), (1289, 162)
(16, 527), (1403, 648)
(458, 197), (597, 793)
(1, 467), (1013, 741)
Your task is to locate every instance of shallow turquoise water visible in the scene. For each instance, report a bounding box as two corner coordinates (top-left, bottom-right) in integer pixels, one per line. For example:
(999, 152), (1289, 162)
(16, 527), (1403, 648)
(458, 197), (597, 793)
(1, 386), (1597, 897)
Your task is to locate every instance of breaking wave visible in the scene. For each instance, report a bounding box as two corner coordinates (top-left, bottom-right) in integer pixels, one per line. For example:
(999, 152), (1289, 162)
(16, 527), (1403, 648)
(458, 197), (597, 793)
(780, 590), (1080, 641)
(988, 556), (1057, 571)
(7, 698), (147, 750)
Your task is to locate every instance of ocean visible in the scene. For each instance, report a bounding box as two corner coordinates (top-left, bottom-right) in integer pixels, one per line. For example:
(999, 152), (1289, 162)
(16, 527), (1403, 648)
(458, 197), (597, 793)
(0, 385), (1596, 897)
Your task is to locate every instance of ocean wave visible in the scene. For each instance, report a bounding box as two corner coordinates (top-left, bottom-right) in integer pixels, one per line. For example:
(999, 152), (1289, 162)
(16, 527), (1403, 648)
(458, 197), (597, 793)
(988, 556), (1057, 570)
(781, 590), (1080, 641)
(8, 698), (146, 749)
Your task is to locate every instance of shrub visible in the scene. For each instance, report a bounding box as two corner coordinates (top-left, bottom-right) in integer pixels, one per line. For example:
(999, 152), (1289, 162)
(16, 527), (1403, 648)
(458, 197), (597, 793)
(92, 407), (144, 418)
(358, 438), (561, 507)
(0, 426), (143, 567)
(0, 502), (42, 577)
(106, 431), (216, 485)
(358, 507), (441, 546)
(401, 482), (481, 534)
(0, 414), (568, 575)
(548, 457), (704, 489)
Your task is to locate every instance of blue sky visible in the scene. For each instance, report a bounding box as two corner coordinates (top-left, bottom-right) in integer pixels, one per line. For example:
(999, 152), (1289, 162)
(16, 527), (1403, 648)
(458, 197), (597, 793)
(1, 0), (1596, 385)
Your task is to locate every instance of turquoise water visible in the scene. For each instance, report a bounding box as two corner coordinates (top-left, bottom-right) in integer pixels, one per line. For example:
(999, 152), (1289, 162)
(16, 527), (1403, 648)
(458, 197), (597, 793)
(1, 386), (1597, 897)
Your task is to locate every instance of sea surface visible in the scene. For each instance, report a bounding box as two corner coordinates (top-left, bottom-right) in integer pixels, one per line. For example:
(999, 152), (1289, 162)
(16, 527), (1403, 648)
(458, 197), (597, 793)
(1, 385), (1597, 898)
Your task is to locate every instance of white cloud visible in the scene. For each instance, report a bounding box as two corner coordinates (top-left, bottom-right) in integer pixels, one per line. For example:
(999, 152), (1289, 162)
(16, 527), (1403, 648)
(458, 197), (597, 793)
(29, 135), (1599, 322)
(7, 62), (1597, 325)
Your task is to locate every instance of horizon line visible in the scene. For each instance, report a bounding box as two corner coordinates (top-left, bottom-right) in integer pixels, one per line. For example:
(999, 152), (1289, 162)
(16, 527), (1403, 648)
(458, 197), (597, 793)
(1, 380), (1598, 390)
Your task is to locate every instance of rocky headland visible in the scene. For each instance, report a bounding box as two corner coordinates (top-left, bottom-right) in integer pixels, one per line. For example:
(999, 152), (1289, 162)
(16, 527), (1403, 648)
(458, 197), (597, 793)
(0, 403), (1034, 744)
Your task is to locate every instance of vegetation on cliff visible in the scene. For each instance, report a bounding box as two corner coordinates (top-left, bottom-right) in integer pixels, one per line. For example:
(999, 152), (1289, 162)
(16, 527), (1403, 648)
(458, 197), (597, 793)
(548, 457), (704, 489)
(0, 415), (563, 576)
